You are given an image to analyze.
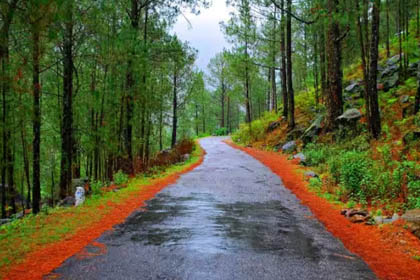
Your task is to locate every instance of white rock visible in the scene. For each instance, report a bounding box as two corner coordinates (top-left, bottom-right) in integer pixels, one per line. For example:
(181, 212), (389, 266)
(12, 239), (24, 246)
(75, 186), (85, 207)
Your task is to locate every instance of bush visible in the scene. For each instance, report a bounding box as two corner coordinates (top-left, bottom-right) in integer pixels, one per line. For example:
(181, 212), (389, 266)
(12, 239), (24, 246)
(338, 151), (372, 199)
(90, 180), (104, 196)
(232, 111), (278, 145)
(113, 170), (129, 186)
(213, 127), (228, 136)
(303, 144), (330, 166)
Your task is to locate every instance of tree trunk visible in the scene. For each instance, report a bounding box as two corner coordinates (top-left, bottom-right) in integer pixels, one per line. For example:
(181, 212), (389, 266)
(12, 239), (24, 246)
(286, 0), (295, 129)
(221, 81), (225, 128)
(60, 2), (74, 199)
(367, 0), (381, 139)
(0, 0), (18, 218)
(171, 69), (178, 148)
(245, 41), (252, 123)
(32, 28), (41, 214)
(280, 0), (288, 118)
(325, 0), (343, 131)
(386, 0), (391, 57)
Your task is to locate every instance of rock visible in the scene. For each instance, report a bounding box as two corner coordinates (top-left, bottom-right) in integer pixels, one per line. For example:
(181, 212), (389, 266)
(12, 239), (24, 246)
(293, 153), (306, 164)
(345, 82), (362, 94)
(58, 196), (75, 207)
(386, 54), (402, 66)
(183, 153), (190, 161)
(267, 121), (281, 133)
(341, 209), (370, 223)
(383, 72), (399, 91)
(400, 95), (410, 104)
(392, 213), (400, 222)
(282, 141), (296, 153)
(75, 186), (85, 207)
(301, 114), (324, 144)
(337, 109), (362, 122)
(374, 216), (384, 224)
(0, 219), (11, 225)
(406, 222), (420, 239)
(286, 127), (305, 141)
(402, 209), (420, 223)
(72, 178), (89, 193)
(304, 171), (318, 178)
(408, 61), (420, 76)
(350, 214), (369, 223)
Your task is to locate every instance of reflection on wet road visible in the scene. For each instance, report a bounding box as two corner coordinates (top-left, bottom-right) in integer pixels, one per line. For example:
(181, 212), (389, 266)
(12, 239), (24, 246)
(51, 137), (376, 280)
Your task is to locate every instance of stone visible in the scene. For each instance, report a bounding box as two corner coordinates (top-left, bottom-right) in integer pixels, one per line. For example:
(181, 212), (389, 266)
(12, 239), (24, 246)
(408, 61), (420, 76)
(391, 213), (400, 222)
(293, 153), (306, 164)
(282, 141), (296, 153)
(402, 209), (420, 223)
(183, 153), (190, 161)
(301, 114), (324, 144)
(374, 216), (384, 225)
(75, 186), (85, 207)
(267, 121), (281, 133)
(400, 95), (410, 104)
(286, 127), (305, 141)
(345, 82), (362, 94)
(58, 196), (75, 207)
(337, 109), (362, 122)
(72, 178), (89, 193)
(383, 72), (399, 92)
(349, 214), (369, 223)
(0, 219), (11, 225)
(304, 171), (318, 178)
(386, 54), (402, 66)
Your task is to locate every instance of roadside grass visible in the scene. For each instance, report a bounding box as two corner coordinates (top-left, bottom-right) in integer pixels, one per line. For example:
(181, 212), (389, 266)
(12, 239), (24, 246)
(0, 143), (203, 275)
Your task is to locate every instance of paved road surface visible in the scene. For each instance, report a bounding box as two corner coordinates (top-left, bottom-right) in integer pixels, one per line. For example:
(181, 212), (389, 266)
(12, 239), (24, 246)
(51, 137), (376, 280)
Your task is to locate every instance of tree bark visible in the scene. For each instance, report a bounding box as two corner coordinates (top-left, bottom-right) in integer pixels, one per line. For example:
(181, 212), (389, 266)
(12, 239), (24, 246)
(32, 27), (41, 214)
(325, 0), (343, 131)
(280, 0), (288, 118)
(60, 1), (74, 198)
(286, 0), (295, 129)
(367, 0), (381, 139)
(171, 69), (178, 148)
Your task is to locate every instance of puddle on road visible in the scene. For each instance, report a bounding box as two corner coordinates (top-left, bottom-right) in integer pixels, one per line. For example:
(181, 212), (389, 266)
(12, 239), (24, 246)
(105, 192), (319, 259)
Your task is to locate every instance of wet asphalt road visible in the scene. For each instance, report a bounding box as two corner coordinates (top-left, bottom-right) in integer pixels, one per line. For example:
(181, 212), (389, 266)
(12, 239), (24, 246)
(51, 137), (376, 280)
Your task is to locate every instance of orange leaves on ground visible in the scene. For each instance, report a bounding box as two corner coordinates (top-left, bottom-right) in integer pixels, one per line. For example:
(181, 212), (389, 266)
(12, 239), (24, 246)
(227, 141), (420, 280)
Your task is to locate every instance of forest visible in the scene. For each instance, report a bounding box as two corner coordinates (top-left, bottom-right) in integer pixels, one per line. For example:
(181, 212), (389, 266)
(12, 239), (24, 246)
(0, 0), (419, 229)
(1, 0), (420, 279)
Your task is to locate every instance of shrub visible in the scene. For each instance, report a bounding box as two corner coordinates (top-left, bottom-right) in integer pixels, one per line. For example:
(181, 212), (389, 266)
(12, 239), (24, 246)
(213, 127), (228, 136)
(338, 151), (372, 198)
(303, 143), (330, 166)
(232, 111), (278, 145)
(90, 180), (104, 196)
(113, 170), (129, 186)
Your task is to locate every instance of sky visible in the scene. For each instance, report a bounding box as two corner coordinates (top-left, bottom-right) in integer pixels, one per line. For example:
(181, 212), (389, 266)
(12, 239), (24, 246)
(172, 0), (233, 73)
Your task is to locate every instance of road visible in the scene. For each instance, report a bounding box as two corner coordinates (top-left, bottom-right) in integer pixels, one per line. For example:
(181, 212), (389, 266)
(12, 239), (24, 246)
(50, 137), (376, 280)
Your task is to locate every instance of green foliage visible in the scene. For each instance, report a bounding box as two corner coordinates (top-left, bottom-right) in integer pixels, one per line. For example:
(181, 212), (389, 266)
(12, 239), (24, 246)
(213, 127), (228, 136)
(232, 111), (278, 145)
(113, 170), (129, 186)
(90, 180), (104, 196)
(308, 177), (322, 190)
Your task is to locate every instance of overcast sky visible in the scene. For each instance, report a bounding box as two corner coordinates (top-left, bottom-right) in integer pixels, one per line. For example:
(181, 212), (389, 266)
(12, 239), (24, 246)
(172, 0), (233, 73)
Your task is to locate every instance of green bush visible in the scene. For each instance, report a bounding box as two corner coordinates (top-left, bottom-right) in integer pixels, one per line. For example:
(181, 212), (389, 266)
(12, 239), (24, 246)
(232, 111), (278, 145)
(213, 127), (228, 136)
(90, 180), (104, 196)
(303, 144), (330, 166)
(113, 170), (129, 186)
(338, 151), (372, 198)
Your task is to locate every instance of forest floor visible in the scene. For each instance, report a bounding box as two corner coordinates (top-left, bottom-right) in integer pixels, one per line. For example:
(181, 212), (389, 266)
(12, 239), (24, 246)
(0, 144), (205, 280)
(227, 140), (420, 280)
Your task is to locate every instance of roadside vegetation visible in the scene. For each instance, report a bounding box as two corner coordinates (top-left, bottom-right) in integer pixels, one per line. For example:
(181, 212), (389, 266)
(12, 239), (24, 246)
(0, 140), (202, 276)
(232, 33), (420, 219)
